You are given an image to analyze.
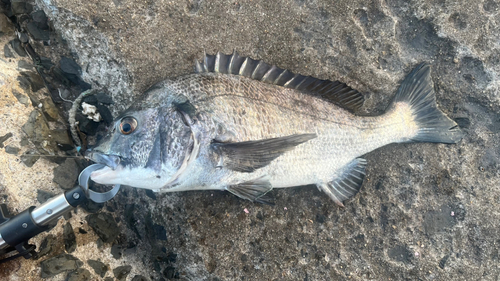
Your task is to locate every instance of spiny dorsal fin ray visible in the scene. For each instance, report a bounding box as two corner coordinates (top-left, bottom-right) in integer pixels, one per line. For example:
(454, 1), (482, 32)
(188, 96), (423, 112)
(194, 51), (364, 112)
(211, 133), (317, 173)
(318, 158), (367, 207)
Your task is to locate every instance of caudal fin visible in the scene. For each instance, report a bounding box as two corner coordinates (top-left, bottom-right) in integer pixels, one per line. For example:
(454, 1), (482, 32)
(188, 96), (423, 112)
(390, 63), (464, 143)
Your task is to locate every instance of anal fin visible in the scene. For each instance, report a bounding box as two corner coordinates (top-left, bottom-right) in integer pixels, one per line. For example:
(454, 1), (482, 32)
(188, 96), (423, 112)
(226, 177), (274, 205)
(318, 158), (367, 207)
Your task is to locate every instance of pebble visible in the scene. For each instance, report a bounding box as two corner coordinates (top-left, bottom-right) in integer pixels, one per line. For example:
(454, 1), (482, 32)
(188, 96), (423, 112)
(9, 39), (27, 57)
(31, 10), (49, 30)
(66, 268), (91, 281)
(36, 234), (56, 259)
(86, 213), (120, 243)
(27, 21), (49, 40)
(12, 89), (30, 106)
(63, 222), (77, 253)
(52, 158), (80, 190)
(20, 149), (39, 167)
(87, 259), (108, 277)
(40, 254), (83, 278)
(113, 265), (132, 281)
(37, 189), (55, 203)
(131, 275), (149, 281)
(0, 132), (13, 148)
(3, 44), (14, 58)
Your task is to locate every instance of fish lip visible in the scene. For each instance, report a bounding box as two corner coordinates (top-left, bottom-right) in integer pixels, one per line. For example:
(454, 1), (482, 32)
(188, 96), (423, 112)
(84, 150), (121, 170)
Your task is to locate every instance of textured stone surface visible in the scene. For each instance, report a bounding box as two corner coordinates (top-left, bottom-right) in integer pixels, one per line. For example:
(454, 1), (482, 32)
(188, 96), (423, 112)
(1, 0), (498, 280)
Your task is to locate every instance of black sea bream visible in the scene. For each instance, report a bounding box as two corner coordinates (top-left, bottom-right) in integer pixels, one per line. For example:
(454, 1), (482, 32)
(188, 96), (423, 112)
(86, 52), (464, 205)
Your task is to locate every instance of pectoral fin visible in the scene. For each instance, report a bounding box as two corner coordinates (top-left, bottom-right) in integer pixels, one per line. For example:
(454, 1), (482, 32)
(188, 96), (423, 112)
(226, 177), (274, 205)
(318, 158), (367, 207)
(211, 133), (316, 172)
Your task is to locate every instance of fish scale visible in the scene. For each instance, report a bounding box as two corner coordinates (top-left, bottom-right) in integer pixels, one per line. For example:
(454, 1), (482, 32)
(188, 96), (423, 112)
(87, 52), (463, 206)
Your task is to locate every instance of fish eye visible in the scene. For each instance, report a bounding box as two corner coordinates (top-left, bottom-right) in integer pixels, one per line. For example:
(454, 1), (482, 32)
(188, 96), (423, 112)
(119, 117), (138, 135)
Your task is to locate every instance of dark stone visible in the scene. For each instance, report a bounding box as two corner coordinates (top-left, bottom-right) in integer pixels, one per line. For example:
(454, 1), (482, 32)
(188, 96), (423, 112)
(96, 104), (113, 125)
(154, 224), (167, 241)
(64, 222), (77, 253)
(39, 254), (83, 278)
(20, 149), (39, 167)
(132, 275), (149, 281)
(60, 56), (81, 75)
(163, 266), (176, 279)
(51, 129), (74, 151)
(76, 112), (100, 135)
(0, 132), (12, 148)
(95, 92), (114, 104)
(0, 14), (14, 36)
(439, 254), (450, 269)
(3, 44), (14, 58)
(26, 21), (50, 40)
(104, 278), (114, 281)
(82, 94), (98, 105)
(18, 71), (45, 92)
(18, 60), (33, 69)
(37, 189), (55, 203)
(145, 189), (156, 200)
(78, 228), (87, 234)
(9, 39), (26, 57)
(31, 10), (49, 30)
(86, 213), (120, 243)
(40, 57), (54, 69)
(53, 158), (80, 190)
(87, 259), (108, 277)
(454, 117), (470, 129)
(66, 268), (91, 281)
(388, 245), (412, 264)
(113, 265), (132, 281)
(111, 244), (122, 259)
(10, 0), (29, 15)
(36, 234), (56, 259)
(12, 89), (30, 106)
(81, 199), (104, 214)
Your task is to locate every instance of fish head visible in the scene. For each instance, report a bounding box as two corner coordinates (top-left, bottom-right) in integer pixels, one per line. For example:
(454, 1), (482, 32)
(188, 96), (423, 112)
(85, 104), (195, 190)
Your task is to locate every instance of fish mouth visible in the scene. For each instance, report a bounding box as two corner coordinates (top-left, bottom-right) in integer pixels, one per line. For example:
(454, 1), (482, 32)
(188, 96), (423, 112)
(84, 149), (121, 170)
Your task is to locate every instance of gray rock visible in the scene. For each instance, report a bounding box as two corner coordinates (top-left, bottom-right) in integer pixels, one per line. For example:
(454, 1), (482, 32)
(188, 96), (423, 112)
(63, 222), (77, 253)
(20, 149), (39, 167)
(31, 10), (49, 30)
(12, 89), (30, 106)
(110, 244), (122, 259)
(65, 268), (91, 281)
(104, 277), (114, 281)
(26, 21), (49, 41)
(87, 259), (108, 277)
(113, 265), (132, 281)
(17, 60), (33, 69)
(0, 132), (12, 148)
(0, 13), (14, 36)
(3, 44), (14, 58)
(39, 254), (83, 278)
(86, 213), (120, 243)
(9, 39), (26, 57)
(131, 275), (149, 281)
(10, 0), (30, 15)
(36, 234), (56, 259)
(17, 71), (44, 92)
(52, 158), (79, 189)
(4, 145), (20, 155)
(37, 189), (55, 203)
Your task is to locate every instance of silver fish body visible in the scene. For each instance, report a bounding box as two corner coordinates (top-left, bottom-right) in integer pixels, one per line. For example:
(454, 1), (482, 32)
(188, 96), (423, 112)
(88, 52), (463, 205)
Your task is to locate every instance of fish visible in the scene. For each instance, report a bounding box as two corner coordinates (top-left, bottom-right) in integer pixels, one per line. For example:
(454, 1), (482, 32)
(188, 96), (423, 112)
(85, 51), (464, 206)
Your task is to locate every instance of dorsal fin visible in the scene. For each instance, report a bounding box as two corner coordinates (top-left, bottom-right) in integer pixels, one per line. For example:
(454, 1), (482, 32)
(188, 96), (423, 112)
(194, 51), (364, 112)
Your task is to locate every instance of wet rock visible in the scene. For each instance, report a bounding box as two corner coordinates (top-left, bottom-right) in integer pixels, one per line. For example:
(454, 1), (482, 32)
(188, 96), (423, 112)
(17, 71), (44, 93)
(63, 222), (77, 253)
(10, 0), (30, 15)
(9, 38), (26, 57)
(131, 275), (149, 281)
(0, 13), (14, 36)
(86, 213), (120, 243)
(37, 189), (55, 203)
(36, 234), (56, 259)
(20, 149), (39, 167)
(111, 244), (122, 259)
(17, 60), (33, 69)
(4, 145), (20, 155)
(0, 132), (12, 148)
(66, 268), (91, 281)
(113, 265), (132, 281)
(31, 10), (49, 30)
(87, 259), (108, 277)
(39, 254), (83, 278)
(26, 21), (50, 41)
(12, 89), (30, 106)
(3, 44), (14, 58)
(52, 158), (79, 190)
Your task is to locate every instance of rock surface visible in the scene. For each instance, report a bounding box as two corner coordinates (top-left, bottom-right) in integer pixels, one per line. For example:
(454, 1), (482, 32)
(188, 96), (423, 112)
(0, 0), (498, 280)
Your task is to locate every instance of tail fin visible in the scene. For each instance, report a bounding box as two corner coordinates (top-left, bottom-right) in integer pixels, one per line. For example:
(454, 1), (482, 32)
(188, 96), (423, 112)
(390, 63), (464, 143)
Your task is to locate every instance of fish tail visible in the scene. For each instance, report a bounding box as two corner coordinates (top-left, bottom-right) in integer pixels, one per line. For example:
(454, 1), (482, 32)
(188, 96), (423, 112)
(389, 63), (464, 144)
